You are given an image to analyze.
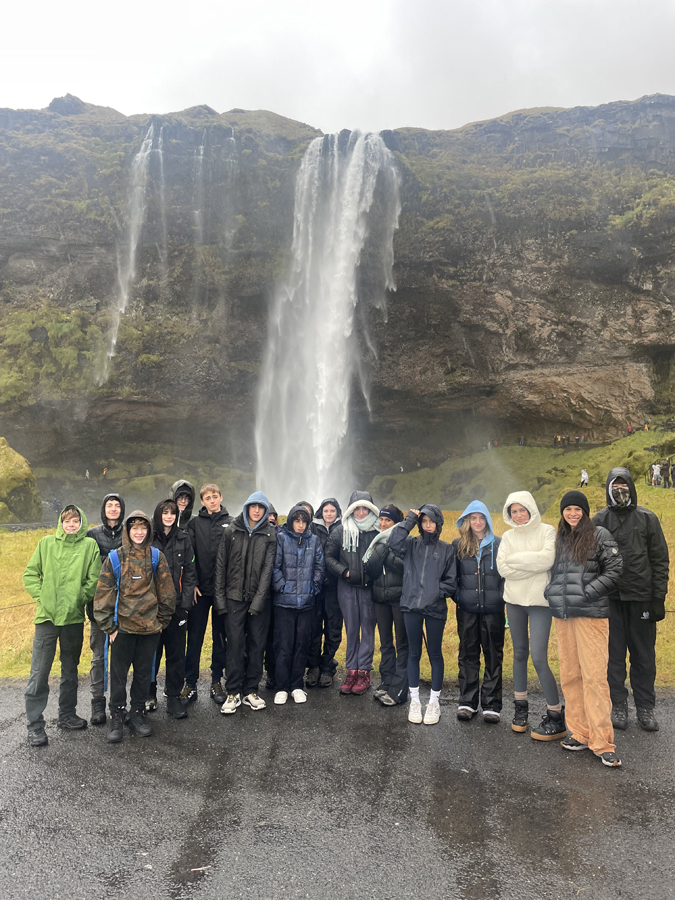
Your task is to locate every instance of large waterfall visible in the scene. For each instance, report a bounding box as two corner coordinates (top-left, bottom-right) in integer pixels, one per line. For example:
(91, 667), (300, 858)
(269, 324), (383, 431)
(255, 131), (400, 510)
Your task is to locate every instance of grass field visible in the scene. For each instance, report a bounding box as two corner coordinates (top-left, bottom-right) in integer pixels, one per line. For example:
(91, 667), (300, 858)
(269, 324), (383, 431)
(4, 433), (675, 687)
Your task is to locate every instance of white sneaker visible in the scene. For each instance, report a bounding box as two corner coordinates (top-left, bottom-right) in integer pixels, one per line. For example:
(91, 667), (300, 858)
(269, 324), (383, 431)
(220, 693), (241, 715)
(424, 701), (441, 725)
(242, 693), (266, 710)
(408, 699), (423, 723)
(292, 689), (307, 704)
(274, 691), (289, 705)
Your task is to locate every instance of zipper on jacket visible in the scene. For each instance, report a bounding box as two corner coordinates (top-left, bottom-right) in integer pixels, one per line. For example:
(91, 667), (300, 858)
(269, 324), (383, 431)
(419, 544), (430, 604)
(562, 561), (568, 620)
(477, 560), (482, 612)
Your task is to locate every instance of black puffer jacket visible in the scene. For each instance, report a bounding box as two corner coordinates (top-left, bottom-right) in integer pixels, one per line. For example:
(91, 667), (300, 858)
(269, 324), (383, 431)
(324, 492), (380, 588)
(311, 498), (343, 588)
(364, 541), (404, 604)
(592, 467), (669, 608)
(213, 514), (277, 616)
(452, 536), (504, 615)
(388, 505), (457, 620)
(151, 503), (198, 612)
(171, 479), (195, 529)
(87, 493), (125, 560)
(187, 504), (234, 595)
(544, 526), (623, 619)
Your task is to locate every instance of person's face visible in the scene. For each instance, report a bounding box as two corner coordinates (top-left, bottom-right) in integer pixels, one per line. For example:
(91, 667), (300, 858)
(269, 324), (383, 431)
(202, 490), (222, 513)
(176, 494), (190, 511)
(469, 513), (487, 536)
(162, 508), (177, 530)
(353, 506), (369, 521)
(421, 514), (436, 533)
(379, 515), (395, 531)
(322, 504), (338, 525)
(248, 503), (266, 523)
(268, 513), (278, 526)
(129, 522), (149, 545)
(292, 517), (307, 533)
(563, 506), (584, 529)
(510, 503), (531, 525)
(104, 499), (121, 523)
(62, 516), (81, 534)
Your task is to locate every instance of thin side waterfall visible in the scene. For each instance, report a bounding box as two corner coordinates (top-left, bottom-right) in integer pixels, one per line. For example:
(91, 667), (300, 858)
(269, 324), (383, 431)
(97, 125), (154, 384)
(254, 132), (400, 509)
(192, 131), (206, 303)
(156, 126), (168, 271)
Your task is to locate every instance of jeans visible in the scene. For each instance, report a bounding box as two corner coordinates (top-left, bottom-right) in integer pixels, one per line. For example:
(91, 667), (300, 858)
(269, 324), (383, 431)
(274, 606), (315, 692)
(109, 631), (159, 712)
(404, 612), (446, 692)
(25, 621), (84, 732)
(374, 601), (409, 703)
(185, 594), (227, 686)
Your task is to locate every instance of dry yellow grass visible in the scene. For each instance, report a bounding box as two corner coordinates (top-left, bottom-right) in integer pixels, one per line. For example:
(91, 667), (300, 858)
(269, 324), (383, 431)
(2, 501), (675, 688)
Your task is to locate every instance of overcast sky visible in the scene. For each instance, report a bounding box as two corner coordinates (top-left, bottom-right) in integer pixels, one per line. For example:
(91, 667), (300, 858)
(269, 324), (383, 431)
(4, 0), (675, 133)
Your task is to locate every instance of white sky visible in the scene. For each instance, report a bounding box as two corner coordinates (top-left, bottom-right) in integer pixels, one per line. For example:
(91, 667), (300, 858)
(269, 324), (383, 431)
(4, 0), (675, 133)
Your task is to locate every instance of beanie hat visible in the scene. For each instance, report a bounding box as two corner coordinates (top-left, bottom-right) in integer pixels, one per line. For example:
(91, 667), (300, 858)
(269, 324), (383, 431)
(560, 490), (590, 517)
(379, 506), (403, 524)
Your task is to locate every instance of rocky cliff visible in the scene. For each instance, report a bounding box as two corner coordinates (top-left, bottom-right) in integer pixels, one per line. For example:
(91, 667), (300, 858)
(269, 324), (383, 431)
(2, 93), (675, 476)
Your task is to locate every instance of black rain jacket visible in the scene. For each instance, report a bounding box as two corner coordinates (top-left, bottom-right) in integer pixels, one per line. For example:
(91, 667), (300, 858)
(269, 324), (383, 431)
(171, 479), (196, 529)
(364, 541), (404, 605)
(187, 504), (234, 596)
(311, 497), (343, 588)
(87, 493), (125, 560)
(324, 491), (380, 588)
(151, 502), (198, 612)
(544, 526), (623, 619)
(213, 514), (277, 615)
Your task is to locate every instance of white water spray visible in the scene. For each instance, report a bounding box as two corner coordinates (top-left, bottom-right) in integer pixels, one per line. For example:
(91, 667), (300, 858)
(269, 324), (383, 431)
(156, 126), (168, 271)
(97, 125), (154, 384)
(254, 131), (400, 509)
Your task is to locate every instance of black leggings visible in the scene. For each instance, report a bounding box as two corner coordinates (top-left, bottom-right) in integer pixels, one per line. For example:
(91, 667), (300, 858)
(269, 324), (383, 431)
(403, 612), (446, 692)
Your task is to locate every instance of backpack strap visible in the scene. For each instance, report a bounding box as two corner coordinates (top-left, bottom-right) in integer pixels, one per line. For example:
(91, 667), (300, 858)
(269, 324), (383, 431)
(151, 545), (160, 579)
(108, 549), (122, 628)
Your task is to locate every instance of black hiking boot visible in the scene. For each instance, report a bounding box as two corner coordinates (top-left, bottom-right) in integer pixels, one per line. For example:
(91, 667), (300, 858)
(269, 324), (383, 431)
(636, 707), (659, 732)
(167, 695), (188, 719)
(128, 707), (153, 737)
(28, 728), (48, 748)
(305, 667), (320, 688)
(106, 709), (124, 743)
(511, 700), (529, 733)
(611, 700), (628, 731)
(90, 698), (107, 726)
(318, 673), (333, 688)
(531, 709), (567, 742)
(57, 713), (87, 730)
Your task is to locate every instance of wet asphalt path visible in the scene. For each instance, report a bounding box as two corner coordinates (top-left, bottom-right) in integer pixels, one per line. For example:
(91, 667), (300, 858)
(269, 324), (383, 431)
(1, 679), (674, 900)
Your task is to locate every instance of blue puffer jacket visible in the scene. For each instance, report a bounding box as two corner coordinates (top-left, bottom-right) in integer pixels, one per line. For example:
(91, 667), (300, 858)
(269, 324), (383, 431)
(452, 500), (504, 615)
(272, 509), (325, 610)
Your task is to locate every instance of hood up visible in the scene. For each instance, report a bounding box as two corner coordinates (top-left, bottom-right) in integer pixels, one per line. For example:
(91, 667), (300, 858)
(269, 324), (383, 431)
(243, 491), (271, 534)
(123, 509), (154, 550)
(502, 491), (542, 532)
(100, 492), (125, 532)
(56, 506), (89, 542)
(282, 503), (313, 539)
(171, 479), (195, 526)
(605, 466), (637, 508)
(152, 499), (179, 543)
(418, 503), (444, 537)
(316, 497), (343, 520)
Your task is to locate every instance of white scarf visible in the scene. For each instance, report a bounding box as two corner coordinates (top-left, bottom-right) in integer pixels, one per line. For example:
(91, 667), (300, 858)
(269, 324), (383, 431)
(341, 499), (381, 553)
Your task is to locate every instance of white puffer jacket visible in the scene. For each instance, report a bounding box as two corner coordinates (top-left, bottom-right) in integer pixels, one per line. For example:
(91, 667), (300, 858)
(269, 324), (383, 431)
(496, 491), (555, 608)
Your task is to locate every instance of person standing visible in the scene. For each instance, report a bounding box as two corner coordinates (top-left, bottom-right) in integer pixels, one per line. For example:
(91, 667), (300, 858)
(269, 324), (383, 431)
(496, 492), (565, 740)
(662, 459), (671, 489)
(171, 479), (196, 529)
(546, 492), (623, 767)
(388, 505), (456, 725)
(306, 498), (343, 688)
(87, 492), (125, 725)
(580, 469), (589, 488)
(593, 468), (669, 732)
(452, 501), (505, 724)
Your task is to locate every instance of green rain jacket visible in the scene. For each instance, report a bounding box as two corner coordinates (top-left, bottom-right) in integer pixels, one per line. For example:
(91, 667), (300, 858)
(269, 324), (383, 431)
(23, 508), (101, 626)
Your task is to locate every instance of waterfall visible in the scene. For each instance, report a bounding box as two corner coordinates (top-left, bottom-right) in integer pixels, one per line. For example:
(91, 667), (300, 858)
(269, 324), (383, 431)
(97, 124), (154, 384)
(156, 125), (168, 272)
(192, 131), (206, 303)
(254, 131), (400, 510)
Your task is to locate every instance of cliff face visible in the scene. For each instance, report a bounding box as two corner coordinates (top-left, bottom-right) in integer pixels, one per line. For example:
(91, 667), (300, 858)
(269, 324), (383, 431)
(2, 93), (675, 473)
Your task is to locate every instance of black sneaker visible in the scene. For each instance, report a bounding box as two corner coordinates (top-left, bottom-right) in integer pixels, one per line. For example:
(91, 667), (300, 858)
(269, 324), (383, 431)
(107, 709), (124, 743)
(90, 698), (107, 726)
(636, 707), (659, 732)
(318, 673), (333, 688)
(166, 695), (188, 719)
(305, 667), (320, 688)
(600, 751), (622, 767)
(180, 684), (198, 705)
(531, 710), (567, 742)
(28, 729), (48, 748)
(57, 714), (87, 731)
(128, 708), (153, 737)
(561, 736), (589, 751)
(611, 700), (628, 731)
(511, 700), (528, 733)
(210, 681), (227, 705)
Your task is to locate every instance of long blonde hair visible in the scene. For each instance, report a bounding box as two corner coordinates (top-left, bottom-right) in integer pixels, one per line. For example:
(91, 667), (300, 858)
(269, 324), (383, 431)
(457, 519), (481, 560)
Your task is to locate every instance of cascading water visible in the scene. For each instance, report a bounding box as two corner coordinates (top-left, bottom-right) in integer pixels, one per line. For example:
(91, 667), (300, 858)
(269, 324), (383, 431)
(97, 124), (154, 384)
(254, 131), (400, 509)
(192, 131), (206, 303)
(156, 125), (168, 272)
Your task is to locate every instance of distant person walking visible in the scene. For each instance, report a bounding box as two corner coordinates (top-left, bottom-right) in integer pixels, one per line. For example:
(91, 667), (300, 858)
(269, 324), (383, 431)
(85, 469), (90, 481)
(580, 469), (589, 487)
(662, 459), (671, 489)
(652, 463), (661, 487)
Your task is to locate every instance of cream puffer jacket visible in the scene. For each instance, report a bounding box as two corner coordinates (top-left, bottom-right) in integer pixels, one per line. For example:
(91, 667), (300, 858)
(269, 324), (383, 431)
(496, 491), (555, 608)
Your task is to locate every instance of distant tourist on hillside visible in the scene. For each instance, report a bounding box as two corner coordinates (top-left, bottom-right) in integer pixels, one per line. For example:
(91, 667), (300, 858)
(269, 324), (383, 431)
(663, 459), (671, 489)
(593, 468), (669, 733)
(580, 469), (589, 487)
(651, 462), (661, 486)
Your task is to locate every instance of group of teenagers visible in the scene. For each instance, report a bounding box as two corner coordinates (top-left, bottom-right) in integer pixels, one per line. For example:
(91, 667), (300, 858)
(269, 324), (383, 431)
(22, 466), (669, 770)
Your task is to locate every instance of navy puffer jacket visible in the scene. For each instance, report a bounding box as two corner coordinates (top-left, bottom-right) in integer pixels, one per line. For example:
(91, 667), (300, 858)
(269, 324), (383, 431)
(273, 511), (325, 611)
(544, 526), (623, 619)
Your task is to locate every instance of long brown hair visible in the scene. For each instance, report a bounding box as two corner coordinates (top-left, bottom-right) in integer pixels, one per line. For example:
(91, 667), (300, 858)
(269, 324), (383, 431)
(555, 512), (597, 565)
(457, 519), (481, 560)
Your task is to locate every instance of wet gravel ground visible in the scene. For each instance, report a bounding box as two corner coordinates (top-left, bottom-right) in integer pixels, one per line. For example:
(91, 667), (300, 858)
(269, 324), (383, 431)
(1, 679), (674, 900)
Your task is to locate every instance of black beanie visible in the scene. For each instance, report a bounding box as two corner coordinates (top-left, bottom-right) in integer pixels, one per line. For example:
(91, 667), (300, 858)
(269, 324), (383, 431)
(379, 506), (403, 524)
(560, 490), (590, 517)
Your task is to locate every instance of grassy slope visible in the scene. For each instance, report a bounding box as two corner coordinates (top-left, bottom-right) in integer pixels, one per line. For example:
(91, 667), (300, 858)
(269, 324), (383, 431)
(3, 431), (675, 687)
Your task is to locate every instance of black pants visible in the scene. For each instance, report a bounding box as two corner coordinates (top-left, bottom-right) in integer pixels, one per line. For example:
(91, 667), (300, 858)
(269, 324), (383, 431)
(404, 612), (446, 691)
(608, 598), (657, 709)
(224, 599), (271, 696)
(152, 613), (188, 697)
(374, 601), (409, 704)
(25, 621), (84, 732)
(456, 607), (505, 712)
(110, 631), (159, 712)
(264, 606), (276, 681)
(185, 594), (227, 686)
(274, 606), (315, 692)
(306, 586), (343, 675)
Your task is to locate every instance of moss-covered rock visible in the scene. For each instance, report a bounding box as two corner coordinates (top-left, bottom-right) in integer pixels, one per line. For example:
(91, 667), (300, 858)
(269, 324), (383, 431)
(0, 437), (42, 521)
